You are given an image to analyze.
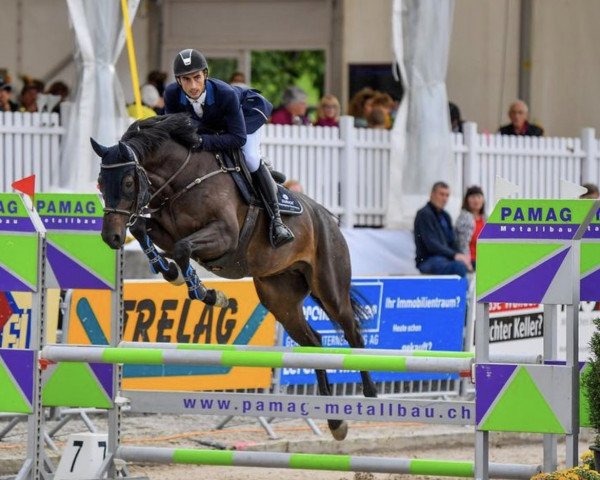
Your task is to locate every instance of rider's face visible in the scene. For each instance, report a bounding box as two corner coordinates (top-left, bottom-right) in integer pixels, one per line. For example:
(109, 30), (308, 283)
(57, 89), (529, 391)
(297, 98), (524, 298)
(178, 70), (206, 100)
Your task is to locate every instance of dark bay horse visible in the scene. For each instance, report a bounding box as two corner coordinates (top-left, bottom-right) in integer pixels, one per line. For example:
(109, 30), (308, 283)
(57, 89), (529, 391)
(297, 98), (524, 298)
(92, 114), (377, 440)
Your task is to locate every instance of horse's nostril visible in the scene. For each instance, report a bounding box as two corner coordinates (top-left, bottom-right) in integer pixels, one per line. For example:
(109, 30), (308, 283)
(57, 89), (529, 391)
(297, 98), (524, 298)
(112, 234), (121, 246)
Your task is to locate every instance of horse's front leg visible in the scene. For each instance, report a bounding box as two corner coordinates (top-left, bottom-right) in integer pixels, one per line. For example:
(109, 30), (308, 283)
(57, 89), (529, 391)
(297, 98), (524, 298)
(172, 222), (234, 307)
(129, 217), (182, 284)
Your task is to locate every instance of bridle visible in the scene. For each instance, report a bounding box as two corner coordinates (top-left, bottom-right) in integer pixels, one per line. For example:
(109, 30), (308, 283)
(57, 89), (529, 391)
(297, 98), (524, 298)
(100, 144), (239, 227)
(100, 145), (153, 227)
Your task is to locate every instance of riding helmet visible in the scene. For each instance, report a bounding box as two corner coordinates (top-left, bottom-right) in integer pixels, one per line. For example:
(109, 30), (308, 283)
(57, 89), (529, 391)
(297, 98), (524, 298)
(173, 49), (208, 77)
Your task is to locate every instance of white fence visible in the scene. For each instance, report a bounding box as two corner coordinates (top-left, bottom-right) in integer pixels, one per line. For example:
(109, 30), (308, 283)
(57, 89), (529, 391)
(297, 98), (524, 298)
(0, 112), (64, 193)
(2, 112), (600, 227)
(262, 117), (391, 227)
(455, 122), (598, 205)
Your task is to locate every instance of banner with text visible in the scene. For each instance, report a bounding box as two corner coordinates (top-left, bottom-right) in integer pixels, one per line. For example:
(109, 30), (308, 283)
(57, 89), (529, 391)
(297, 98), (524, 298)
(66, 280), (276, 391)
(0, 290), (61, 348)
(280, 276), (467, 384)
(469, 301), (596, 359)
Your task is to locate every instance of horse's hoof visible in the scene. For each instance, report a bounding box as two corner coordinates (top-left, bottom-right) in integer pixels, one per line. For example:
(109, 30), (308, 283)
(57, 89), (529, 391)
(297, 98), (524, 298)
(214, 290), (229, 308)
(164, 263), (185, 286)
(330, 421), (348, 441)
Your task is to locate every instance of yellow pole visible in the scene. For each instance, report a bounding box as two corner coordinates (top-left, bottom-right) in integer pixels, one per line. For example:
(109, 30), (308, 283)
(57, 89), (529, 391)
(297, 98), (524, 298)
(120, 0), (142, 119)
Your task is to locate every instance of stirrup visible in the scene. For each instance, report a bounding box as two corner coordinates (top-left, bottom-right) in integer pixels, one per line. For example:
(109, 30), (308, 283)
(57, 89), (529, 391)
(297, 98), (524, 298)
(270, 222), (294, 248)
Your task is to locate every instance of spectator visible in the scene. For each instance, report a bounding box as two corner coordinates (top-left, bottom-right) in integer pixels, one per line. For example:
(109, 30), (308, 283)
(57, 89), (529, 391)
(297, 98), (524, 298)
(141, 70), (167, 114)
(229, 71), (249, 88)
(498, 100), (543, 136)
(314, 94), (340, 127)
(454, 186), (486, 271)
(19, 84), (39, 112)
(0, 78), (18, 112)
(283, 179), (303, 193)
(371, 92), (394, 129)
(348, 87), (376, 128)
(270, 86), (310, 126)
(46, 81), (70, 113)
(449, 102), (463, 133)
(47, 81), (69, 102)
(366, 107), (387, 129)
(147, 70), (167, 96)
(140, 84), (164, 115)
(414, 181), (472, 277)
(581, 183), (600, 199)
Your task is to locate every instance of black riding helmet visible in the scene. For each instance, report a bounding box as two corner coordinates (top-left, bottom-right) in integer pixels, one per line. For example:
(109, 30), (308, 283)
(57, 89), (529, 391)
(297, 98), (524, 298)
(173, 49), (208, 77)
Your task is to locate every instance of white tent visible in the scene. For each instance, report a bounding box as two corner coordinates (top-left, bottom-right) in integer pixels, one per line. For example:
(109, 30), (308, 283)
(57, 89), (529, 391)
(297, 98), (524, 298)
(388, 0), (456, 227)
(59, 0), (139, 192)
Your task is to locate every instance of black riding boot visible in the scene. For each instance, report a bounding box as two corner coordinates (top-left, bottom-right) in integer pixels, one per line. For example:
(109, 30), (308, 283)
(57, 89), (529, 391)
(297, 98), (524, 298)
(252, 162), (295, 248)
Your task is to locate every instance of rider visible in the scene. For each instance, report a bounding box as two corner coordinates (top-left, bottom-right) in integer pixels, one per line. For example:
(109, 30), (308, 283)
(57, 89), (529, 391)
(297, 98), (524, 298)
(164, 48), (294, 248)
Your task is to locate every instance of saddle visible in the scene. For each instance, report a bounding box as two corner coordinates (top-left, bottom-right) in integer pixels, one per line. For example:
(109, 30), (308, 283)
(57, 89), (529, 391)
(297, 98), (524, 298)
(218, 149), (303, 216)
(200, 150), (302, 279)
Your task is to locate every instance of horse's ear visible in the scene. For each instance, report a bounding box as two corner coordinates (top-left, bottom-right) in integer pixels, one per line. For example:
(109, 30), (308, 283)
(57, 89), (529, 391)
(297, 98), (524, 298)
(118, 141), (131, 160)
(90, 138), (109, 158)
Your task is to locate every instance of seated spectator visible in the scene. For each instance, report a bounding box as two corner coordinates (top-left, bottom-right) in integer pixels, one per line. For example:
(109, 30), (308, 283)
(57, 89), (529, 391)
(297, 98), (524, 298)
(581, 183), (600, 199)
(141, 70), (167, 114)
(348, 87), (376, 128)
(314, 94), (340, 127)
(19, 84), (39, 112)
(371, 92), (394, 128)
(0, 77), (18, 112)
(229, 71), (249, 88)
(449, 102), (463, 133)
(366, 107), (387, 129)
(283, 179), (303, 193)
(270, 86), (310, 126)
(498, 100), (543, 136)
(46, 80), (70, 113)
(414, 181), (472, 277)
(454, 186), (486, 271)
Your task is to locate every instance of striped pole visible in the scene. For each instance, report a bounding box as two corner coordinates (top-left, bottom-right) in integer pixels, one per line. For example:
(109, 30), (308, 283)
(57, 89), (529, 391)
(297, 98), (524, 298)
(117, 446), (540, 479)
(118, 341), (542, 364)
(41, 345), (472, 373)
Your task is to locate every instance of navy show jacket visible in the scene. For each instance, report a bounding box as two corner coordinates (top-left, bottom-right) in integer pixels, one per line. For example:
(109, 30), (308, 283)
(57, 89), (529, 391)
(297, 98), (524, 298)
(164, 78), (272, 152)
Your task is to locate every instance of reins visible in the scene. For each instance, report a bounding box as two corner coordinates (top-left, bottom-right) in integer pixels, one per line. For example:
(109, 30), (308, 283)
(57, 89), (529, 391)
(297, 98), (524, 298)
(101, 144), (240, 226)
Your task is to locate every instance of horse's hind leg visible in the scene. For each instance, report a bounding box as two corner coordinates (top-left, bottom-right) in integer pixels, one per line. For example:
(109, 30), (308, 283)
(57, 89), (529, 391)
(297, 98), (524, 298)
(253, 273), (349, 441)
(311, 268), (378, 399)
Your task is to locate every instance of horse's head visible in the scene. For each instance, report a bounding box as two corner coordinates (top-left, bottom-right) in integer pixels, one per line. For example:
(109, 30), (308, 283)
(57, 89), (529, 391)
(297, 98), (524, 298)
(91, 138), (150, 249)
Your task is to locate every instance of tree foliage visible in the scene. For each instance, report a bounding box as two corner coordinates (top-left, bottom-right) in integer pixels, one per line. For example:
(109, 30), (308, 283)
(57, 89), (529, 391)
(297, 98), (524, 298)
(584, 317), (600, 447)
(251, 50), (325, 107)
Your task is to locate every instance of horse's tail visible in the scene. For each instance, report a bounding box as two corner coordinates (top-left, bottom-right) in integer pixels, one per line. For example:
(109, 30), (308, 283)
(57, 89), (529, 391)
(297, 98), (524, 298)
(350, 287), (374, 325)
(309, 288), (372, 337)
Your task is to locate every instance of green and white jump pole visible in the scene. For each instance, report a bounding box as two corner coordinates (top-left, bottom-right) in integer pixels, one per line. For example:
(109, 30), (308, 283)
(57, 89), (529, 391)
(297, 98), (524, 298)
(119, 341), (542, 364)
(116, 446), (540, 479)
(41, 345), (474, 374)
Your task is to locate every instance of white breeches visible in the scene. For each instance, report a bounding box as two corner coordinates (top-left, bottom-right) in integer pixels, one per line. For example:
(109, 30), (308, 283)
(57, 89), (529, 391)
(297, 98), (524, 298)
(242, 127), (262, 172)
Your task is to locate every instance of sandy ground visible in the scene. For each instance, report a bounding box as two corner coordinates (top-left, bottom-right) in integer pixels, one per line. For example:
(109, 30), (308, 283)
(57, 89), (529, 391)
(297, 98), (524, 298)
(0, 412), (593, 479)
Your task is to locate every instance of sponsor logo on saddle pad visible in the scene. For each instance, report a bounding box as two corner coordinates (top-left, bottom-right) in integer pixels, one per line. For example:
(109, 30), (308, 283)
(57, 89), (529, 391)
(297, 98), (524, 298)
(276, 187), (303, 215)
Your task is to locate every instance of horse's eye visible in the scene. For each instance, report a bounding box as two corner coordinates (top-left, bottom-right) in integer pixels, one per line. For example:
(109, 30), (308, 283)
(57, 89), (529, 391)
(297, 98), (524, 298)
(125, 180), (134, 189)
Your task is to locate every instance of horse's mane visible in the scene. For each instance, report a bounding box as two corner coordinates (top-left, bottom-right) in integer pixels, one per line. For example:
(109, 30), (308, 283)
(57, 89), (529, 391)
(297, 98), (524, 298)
(121, 113), (198, 157)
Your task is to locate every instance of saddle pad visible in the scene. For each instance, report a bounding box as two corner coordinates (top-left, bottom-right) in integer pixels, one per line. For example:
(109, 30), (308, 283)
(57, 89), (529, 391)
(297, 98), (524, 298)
(276, 186), (303, 215)
(220, 150), (303, 216)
